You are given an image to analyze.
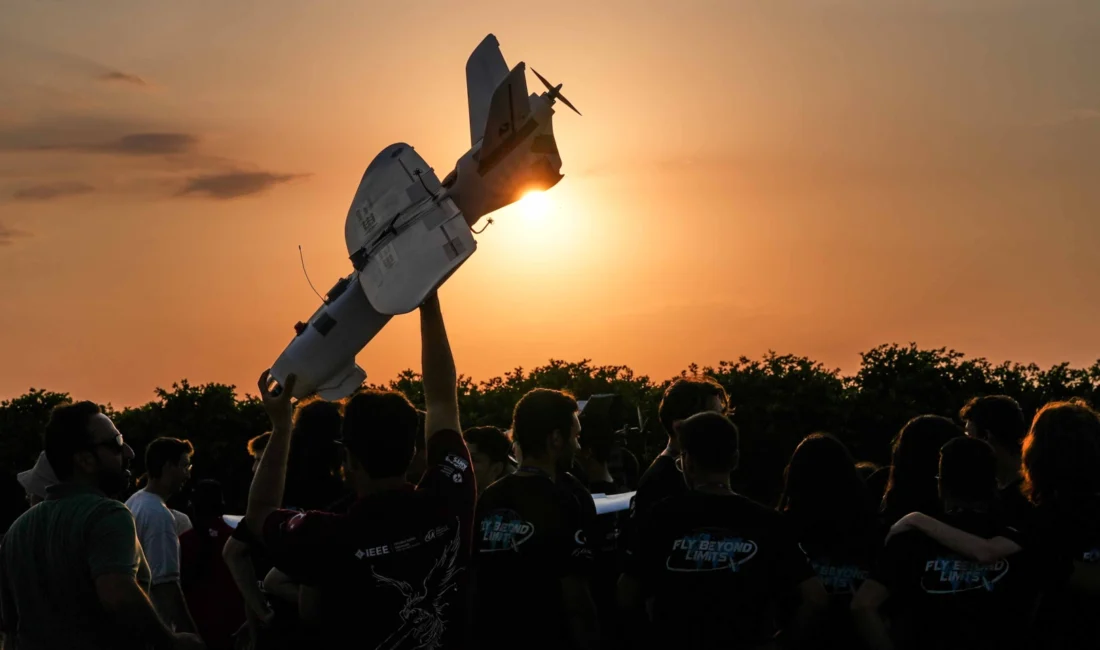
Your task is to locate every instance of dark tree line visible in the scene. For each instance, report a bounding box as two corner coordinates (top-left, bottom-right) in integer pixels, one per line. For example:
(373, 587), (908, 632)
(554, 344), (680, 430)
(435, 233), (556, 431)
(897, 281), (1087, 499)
(2, 344), (1097, 513)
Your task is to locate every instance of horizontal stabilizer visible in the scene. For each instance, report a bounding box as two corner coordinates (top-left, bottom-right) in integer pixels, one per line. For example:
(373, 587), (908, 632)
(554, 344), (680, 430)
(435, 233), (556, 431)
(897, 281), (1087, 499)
(315, 363), (367, 401)
(466, 34), (510, 146)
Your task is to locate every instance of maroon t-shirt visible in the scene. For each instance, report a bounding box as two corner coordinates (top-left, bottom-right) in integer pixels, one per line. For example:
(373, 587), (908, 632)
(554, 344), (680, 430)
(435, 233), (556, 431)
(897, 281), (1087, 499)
(262, 429), (475, 649)
(179, 518), (245, 650)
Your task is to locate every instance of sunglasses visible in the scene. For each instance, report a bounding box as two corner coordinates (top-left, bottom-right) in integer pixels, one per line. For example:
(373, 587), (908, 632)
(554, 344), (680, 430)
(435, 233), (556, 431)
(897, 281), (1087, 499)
(90, 433), (126, 454)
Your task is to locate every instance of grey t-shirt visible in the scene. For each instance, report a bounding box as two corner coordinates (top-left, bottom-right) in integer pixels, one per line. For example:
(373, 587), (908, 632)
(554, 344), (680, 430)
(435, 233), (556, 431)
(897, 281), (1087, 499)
(0, 482), (151, 650)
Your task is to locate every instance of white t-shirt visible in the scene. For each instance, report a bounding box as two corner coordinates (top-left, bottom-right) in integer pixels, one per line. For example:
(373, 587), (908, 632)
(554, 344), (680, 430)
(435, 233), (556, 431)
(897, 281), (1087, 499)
(125, 489), (181, 586)
(171, 509), (193, 536)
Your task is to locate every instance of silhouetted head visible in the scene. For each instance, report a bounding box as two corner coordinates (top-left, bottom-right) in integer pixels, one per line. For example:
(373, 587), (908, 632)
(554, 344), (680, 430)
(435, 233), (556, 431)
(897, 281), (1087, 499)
(882, 415), (963, 521)
(339, 390), (419, 483)
(144, 437), (193, 496)
(960, 395), (1027, 455)
(44, 401), (135, 496)
(512, 389), (580, 466)
(464, 426), (513, 492)
(1021, 399), (1100, 507)
(659, 377), (728, 443)
(284, 398), (345, 508)
(938, 437), (997, 505)
(190, 479), (225, 522)
(247, 432), (271, 474)
(677, 411), (739, 484)
(780, 433), (868, 523)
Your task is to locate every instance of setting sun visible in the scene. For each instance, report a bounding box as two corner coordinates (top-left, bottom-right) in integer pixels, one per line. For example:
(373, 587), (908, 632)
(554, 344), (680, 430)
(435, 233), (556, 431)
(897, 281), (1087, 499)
(518, 190), (551, 221)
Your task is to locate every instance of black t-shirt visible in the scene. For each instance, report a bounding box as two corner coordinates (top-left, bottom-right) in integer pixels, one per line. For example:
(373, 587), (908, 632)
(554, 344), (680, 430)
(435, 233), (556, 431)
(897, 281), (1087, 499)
(472, 471), (597, 650)
(625, 454), (686, 549)
(627, 491), (817, 649)
(997, 477), (1033, 527)
(872, 509), (1043, 650)
(1014, 497), (1100, 649)
(260, 429), (476, 650)
(785, 513), (884, 650)
(633, 454), (686, 516)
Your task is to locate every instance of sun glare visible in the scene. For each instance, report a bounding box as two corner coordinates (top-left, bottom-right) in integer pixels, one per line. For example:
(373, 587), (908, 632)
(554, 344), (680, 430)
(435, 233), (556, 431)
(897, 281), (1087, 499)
(518, 190), (551, 221)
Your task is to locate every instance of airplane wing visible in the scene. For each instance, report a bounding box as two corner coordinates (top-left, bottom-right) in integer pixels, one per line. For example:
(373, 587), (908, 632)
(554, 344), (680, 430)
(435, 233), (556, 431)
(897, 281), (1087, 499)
(346, 143), (477, 316)
(466, 34), (510, 146)
(477, 63), (532, 174)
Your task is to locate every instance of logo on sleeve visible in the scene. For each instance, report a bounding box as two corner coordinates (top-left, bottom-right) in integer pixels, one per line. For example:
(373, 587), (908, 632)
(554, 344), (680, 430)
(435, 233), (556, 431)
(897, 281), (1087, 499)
(478, 509), (535, 552)
(444, 454), (469, 472)
(285, 513), (306, 532)
(665, 528), (758, 573)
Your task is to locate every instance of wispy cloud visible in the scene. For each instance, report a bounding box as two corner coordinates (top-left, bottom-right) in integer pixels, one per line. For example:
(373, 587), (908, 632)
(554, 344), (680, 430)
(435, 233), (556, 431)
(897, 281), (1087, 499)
(98, 71), (149, 88)
(11, 181), (95, 201)
(31, 133), (200, 156)
(177, 172), (308, 199)
(0, 222), (29, 246)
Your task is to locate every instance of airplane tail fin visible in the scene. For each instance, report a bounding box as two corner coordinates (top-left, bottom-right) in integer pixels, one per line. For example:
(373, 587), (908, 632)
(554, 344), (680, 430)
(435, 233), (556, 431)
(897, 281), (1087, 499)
(477, 63), (531, 172)
(466, 34), (510, 146)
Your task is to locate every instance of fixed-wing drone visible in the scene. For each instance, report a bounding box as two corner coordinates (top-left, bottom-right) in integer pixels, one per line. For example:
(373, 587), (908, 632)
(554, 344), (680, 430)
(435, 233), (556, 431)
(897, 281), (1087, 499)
(268, 34), (579, 399)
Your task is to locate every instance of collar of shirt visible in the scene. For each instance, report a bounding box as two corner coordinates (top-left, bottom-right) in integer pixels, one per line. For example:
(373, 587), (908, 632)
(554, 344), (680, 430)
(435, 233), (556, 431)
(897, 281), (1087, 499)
(45, 481), (106, 500)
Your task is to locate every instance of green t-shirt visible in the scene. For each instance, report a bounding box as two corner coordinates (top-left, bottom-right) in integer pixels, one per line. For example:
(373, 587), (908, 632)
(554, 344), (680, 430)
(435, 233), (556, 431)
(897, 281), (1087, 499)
(0, 482), (151, 650)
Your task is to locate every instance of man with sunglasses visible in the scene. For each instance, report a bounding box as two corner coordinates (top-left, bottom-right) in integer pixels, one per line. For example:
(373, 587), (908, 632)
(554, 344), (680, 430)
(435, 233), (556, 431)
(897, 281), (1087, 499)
(0, 401), (205, 650)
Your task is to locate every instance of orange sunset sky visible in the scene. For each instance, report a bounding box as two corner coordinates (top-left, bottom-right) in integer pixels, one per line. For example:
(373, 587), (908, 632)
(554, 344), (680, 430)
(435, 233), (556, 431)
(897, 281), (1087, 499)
(1, 0), (1098, 407)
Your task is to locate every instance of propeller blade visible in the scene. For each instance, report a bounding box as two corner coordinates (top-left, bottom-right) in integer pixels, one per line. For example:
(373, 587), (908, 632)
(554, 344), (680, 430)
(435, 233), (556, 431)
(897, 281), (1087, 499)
(531, 68), (555, 92)
(531, 68), (582, 115)
(558, 93), (582, 116)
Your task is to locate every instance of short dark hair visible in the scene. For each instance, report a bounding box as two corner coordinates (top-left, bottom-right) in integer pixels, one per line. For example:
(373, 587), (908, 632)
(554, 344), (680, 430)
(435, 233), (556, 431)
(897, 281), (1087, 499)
(658, 377), (728, 438)
(190, 479), (225, 519)
(44, 401), (101, 481)
(678, 411), (739, 474)
(939, 437), (997, 502)
(247, 432), (271, 457)
(464, 426), (512, 464)
(145, 437), (194, 479)
(340, 390), (419, 479)
(512, 389), (579, 460)
(293, 398), (344, 442)
(960, 395), (1027, 451)
(1022, 399), (1100, 506)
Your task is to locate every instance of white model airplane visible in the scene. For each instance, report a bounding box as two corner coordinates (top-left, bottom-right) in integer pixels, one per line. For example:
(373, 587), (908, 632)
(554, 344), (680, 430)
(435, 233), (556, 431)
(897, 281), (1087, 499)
(268, 34), (579, 399)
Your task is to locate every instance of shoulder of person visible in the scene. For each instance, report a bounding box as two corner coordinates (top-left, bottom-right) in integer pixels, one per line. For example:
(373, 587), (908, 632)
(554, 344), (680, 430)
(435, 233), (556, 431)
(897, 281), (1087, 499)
(559, 471), (591, 496)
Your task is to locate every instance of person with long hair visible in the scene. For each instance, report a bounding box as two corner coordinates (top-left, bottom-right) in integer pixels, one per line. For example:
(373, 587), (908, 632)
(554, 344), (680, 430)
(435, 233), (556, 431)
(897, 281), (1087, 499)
(885, 399), (1100, 648)
(778, 433), (881, 649)
(879, 415), (963, 525)
(853, 438), (1043, 650)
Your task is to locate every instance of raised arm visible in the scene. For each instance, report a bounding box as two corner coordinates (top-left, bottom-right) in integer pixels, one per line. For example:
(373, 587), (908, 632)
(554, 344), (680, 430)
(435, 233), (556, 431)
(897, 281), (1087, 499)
(419, 293), (461, 438)
(888, 512), (1022, 564)
(245, 372), (297, 540)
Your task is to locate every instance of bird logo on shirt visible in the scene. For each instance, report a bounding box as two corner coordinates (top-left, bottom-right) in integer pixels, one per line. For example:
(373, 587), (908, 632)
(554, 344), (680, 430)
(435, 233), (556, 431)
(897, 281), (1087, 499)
(370, 519), (464, 650)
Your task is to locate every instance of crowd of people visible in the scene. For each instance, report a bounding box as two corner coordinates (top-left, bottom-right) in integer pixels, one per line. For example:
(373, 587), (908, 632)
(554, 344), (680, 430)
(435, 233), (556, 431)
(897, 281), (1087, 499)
(1, 293), (1098, 650)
